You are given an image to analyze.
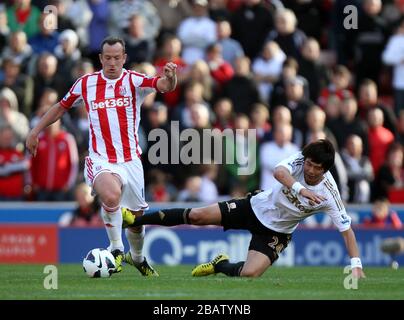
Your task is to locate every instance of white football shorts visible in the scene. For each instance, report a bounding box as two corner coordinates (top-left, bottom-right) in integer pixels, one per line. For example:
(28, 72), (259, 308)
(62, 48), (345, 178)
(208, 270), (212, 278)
(84, 155), (148, 211)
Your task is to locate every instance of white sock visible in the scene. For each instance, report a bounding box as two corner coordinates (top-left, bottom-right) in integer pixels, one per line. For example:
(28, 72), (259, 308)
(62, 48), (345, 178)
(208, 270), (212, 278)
(125, 227), (145, 264)
(101, 206), (124, 252)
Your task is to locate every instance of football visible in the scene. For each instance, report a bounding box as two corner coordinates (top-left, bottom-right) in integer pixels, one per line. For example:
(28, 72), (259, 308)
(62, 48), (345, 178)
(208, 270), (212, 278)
(82, 248), (116, 278)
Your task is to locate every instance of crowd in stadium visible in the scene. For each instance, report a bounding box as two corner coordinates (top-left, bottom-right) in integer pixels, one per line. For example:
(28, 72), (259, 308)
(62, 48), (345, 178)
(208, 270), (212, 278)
(0, 0), (403, 213)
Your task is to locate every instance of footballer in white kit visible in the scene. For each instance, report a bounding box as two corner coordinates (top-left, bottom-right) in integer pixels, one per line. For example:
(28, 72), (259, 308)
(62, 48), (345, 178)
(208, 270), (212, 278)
(122, 139), (365, 279)
(250, 152), (351, 235)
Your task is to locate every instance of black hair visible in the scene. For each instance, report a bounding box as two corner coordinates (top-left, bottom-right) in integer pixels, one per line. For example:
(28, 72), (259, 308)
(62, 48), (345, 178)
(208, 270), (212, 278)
(100, 36), (126, 53)
(302, 139), (335, 172)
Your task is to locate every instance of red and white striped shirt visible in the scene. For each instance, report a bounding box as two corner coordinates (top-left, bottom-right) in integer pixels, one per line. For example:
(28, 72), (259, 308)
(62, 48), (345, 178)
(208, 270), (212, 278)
(60, 69), (159, 163)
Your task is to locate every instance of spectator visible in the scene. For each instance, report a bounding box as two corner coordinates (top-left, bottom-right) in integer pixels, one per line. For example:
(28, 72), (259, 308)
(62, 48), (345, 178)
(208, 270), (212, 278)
(323, 93), (342, 142)
(30, 114), (79, 201)
(249, 103), (271, 142)
(32, 53), (66, 112)
(269, 105), (303, 147)
(334, 95), (369, 154)
(224, 113), (258, 192)
(172, 81), (210, 130)
(363, 198), (403, 229)
(303, 105), (338, 148)
(208, 0), (231, 22)
(267, 8), (307, 60)
(0, 87), (29, 143)
(222, 56), (260, 115)
(350, 0), (388, 86)
(259, 122), (298, 190)
(318, 65), (352, 109)
(372, 142), (404, 200)
(86, 0), (109, 70)
(0, 123), (30, 200)
(177, 0), (216, 64)
(154, 35), (188, 108)
(252, 40), (286, 102)
(65, 0), (93, 49)
(198, 164), (219, 203)
(1, 30), (32, 73)
(110, 0), (161, 41)
(212, 97), (235, 131)
(341, 134), (374, 203)
(0, 7), (10, 56)
(298, 37), (329, 103)
(216, 19), (244, 67)
(58, 183), (103, 227)
(54, 29), (81, 81)
(0, 57), (34, 118)
(270, 57), (301, 107)
(282, 0), (324, 41)
(151, 0), (192, 37)
(28, 13), (60, 54)
(358, 79), (397, 136)
(124, 14), (155, 65)
(47, 0), (75, 32)
(205, 43), (234, 91)
(231, 0), (274, 59)
(382, 19), (404, 117)
(277, 75), (313, 132)
(187, 60), (214, 103)
(367, 108), (395, 174)
(6, 0), (41, 38)
(177, 175), (203, 202)
(145, 169), (177, 202)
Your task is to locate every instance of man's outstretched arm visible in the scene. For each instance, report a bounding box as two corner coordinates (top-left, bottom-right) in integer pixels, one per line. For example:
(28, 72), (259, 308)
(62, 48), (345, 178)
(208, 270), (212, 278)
(274, 166), (326, 204)
(341, 227), (366, 278)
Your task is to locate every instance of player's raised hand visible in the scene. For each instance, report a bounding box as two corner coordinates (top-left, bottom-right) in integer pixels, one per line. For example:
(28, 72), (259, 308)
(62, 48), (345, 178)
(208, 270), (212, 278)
(26, 131), (39, 157)
(300, 188), (326, 205)
(164, 62), (177, 79)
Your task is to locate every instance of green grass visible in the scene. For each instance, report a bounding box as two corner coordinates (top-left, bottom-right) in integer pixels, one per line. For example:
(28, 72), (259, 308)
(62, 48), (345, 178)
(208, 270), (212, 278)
(0, 264), (403, 300)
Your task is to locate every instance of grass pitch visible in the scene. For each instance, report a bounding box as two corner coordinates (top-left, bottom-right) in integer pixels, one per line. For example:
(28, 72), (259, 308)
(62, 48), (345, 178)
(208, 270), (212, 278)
(0, 264), (403, 300)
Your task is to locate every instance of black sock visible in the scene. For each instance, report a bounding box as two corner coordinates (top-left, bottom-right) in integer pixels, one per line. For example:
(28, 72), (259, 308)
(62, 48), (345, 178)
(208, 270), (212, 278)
(132, 208), (191, 227)
(215, 261), (244, 277)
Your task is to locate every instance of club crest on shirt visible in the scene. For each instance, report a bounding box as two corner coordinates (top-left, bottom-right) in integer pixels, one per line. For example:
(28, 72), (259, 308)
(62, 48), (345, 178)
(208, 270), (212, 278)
(119, 85), (127, 96)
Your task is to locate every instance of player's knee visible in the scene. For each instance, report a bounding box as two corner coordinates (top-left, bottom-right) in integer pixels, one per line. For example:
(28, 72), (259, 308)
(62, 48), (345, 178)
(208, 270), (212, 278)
(188, 208), (205, 225)
(101, 190), (121, 209)
(239, 267), (263, 278)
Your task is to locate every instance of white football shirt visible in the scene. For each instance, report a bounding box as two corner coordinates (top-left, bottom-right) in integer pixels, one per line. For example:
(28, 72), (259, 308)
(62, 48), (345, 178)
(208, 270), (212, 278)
(60, 69), (159, 163)
(250, 152), (351, 234)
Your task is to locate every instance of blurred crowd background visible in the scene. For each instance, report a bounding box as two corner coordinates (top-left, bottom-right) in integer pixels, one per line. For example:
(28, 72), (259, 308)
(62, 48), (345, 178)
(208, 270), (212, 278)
(0, 0), (404, 227)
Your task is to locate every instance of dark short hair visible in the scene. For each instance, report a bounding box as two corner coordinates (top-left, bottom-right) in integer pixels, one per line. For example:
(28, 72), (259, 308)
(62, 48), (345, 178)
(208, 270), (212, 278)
(302, 139), (335, 172)
(100, 36), (126, 53)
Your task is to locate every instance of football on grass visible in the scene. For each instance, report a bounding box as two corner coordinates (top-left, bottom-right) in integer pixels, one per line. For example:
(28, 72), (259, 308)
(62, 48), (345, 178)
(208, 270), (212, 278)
(83, 248), (116, 278)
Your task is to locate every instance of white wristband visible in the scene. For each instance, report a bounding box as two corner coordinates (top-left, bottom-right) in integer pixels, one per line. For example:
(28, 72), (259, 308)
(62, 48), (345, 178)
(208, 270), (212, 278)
(351, 257), (362, 269)
(291, 182), (304, 194)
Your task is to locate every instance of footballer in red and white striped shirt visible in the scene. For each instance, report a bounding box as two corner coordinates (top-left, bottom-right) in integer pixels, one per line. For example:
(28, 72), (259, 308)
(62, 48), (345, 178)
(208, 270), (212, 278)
(26, 36), (177, 275)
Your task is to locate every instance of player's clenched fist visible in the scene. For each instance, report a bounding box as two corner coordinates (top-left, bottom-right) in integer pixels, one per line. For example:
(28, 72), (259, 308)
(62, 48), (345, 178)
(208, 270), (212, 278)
(164, 62), (177, 79)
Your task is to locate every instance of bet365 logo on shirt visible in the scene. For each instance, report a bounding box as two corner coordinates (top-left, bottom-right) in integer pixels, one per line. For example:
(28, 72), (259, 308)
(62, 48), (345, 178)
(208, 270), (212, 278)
(91, 97), (130, 110)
